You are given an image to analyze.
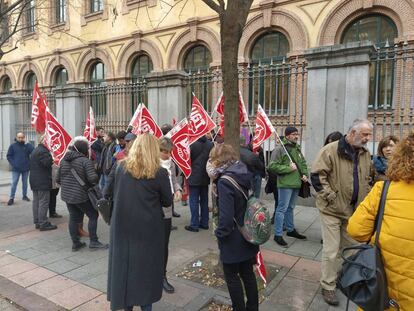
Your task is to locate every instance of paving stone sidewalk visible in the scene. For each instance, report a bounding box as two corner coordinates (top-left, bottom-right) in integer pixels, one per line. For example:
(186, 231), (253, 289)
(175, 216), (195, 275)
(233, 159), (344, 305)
(0, 168), (355, 311)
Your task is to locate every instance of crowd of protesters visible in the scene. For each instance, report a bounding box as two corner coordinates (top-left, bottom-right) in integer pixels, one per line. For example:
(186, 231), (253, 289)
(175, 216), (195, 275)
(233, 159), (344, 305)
(5, 116), (414, 311)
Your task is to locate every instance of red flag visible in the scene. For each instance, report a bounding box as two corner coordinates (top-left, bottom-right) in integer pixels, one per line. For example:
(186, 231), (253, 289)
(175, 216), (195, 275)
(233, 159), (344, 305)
(44, 107), (72, 165)
(189, 95), (216, 144)
(256, 251), (267, 287)
(252, 105), (275, 152)
(83, 106), (97, 144)
(31, 81), (47, 133)
(166, 119), (191, 178)
(129, 104), (162, 138)
(213, 91), (249, 124)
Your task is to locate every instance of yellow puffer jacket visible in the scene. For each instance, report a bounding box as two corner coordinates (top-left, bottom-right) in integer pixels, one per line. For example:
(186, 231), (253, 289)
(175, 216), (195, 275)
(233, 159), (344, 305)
(347, 181), (414, 311)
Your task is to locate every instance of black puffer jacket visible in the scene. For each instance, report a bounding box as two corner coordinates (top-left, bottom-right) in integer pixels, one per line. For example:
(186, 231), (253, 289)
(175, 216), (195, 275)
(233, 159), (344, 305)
(188, 137), (213, 186)
(57, 150), (99, 204)
(29, 144), (53, 191)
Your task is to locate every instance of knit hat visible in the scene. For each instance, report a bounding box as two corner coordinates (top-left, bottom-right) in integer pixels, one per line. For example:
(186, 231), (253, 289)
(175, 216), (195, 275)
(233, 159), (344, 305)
(284, 126), (299, 136)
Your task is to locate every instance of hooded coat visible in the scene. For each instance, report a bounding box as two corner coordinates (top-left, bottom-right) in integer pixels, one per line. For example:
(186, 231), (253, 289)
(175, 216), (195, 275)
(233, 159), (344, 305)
(215, 162), (259, 264)
(56, 150), (99, 204)
(107, 166), (173, 310)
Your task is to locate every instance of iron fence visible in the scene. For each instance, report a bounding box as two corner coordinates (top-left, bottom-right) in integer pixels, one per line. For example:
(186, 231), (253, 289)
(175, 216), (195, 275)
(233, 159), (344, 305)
(81, 81), (148, 134)
(369, 44), (414, 154)
(14, 92), (56, 145)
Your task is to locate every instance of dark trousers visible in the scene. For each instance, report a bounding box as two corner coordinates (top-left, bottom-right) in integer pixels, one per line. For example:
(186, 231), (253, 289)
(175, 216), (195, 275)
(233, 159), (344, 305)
(189, 185), (209, 228)
(66, 201), (98, 244)
(32, 190), (50, 226)
(49, 188), (59, 216)
(222, 258), (259, 311)
(164, 218), (172, 276)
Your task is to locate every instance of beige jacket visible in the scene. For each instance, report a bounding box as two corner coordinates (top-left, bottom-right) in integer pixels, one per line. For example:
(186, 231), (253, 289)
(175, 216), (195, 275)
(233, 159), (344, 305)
(310, 137), (372, 219)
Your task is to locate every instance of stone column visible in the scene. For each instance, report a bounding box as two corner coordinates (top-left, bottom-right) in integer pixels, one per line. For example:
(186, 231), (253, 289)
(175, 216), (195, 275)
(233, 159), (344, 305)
(0, 95), (17, 159)
(54, 85), (85, 137)
(146, 70), (188, 126)
(304, 42), (374, 163)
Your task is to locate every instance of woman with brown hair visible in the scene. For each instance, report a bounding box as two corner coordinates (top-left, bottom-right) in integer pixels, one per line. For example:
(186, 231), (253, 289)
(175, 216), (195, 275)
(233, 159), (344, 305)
(373, 135), (399, 182)
(210, 144), (259, 311)
(347, 133), (414, 311)
(107, 134), (173, 311)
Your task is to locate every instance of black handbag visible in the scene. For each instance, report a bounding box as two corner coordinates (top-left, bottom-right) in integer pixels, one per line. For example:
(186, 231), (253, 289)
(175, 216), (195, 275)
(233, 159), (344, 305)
(337, 180), (399, 311)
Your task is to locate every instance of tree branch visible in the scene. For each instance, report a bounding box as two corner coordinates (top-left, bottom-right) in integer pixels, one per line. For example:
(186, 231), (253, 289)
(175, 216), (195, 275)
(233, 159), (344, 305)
(201, 0), (222, 14)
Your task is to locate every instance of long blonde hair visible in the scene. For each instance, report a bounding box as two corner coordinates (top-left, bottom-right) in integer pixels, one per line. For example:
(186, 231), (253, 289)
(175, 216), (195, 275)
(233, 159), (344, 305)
(123, 133), (160, 179)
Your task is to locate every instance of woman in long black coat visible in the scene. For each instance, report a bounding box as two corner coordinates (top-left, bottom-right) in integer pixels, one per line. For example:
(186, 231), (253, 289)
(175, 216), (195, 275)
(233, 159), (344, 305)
(107, 134), (173, 311)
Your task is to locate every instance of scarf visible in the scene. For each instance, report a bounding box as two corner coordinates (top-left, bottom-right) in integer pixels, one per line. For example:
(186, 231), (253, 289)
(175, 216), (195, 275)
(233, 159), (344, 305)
(160, 158), (174, 194)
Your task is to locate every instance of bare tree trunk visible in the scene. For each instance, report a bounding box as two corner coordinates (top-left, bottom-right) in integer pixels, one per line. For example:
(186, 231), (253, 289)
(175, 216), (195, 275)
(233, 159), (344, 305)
(218, 0), (252, 157)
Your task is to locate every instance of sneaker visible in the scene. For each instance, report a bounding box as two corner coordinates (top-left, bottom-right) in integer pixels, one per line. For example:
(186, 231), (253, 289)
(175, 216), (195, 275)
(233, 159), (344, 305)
(89, 241), (109, 250)
(274, 235), (288, 247)
(39, 222), (58, 231)
(184, 225), (199, 232)
(287, 229), (307, 240)
(321, 288), (339, 306)
(199, 225), (209, 230)
(172, 211), (181, 218)
(49, 213), (63, 218)
(22, 196), (30, 202)
(7, 199), (14, 206)
(72, 242), (87, 252)
(163, 277), (175, 294)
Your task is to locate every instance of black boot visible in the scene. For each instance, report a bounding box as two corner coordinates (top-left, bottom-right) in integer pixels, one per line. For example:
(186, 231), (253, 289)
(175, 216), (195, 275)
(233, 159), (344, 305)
(163, 277), (175, 293)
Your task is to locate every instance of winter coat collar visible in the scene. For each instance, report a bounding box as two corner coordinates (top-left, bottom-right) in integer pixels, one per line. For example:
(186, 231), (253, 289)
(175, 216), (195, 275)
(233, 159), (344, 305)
(337, 136), (368, 161)
(373, 155), (387, 174)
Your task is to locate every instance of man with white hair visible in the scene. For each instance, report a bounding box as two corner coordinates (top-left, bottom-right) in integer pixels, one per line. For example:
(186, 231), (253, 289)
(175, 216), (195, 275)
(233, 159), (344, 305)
(311, 119), (373, 306)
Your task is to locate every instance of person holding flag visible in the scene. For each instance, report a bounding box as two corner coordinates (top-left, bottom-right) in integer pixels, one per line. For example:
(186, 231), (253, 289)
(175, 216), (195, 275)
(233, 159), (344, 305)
(268, 126), (308, 247)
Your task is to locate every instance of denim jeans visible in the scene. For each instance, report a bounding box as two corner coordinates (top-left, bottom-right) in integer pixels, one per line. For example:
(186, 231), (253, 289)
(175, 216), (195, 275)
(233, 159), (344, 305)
(66, 201), (99, 244)
(274, 188), (299, 236)
(10, 170), (29, 199)
(99, 174), (107, 190)
(222, 258), (259, 311)
(252, 174), (262, 199)
(189, 185), (209, 228)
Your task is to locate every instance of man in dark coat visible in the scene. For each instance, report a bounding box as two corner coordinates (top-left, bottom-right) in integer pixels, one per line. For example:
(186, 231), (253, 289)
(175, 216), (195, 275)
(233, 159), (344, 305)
(185, 136), (213, 232)
(6, 132), (34, 205)
(29, 136), (56, 231)
(97, 132), (116, 189)
(107, 165), (173, 311)
(239, 135), (265, 198)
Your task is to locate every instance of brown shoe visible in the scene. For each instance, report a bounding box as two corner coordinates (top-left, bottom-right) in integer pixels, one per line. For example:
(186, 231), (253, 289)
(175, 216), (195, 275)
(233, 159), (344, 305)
(321, 288), (339, 306)
(78, 223), (89, 237)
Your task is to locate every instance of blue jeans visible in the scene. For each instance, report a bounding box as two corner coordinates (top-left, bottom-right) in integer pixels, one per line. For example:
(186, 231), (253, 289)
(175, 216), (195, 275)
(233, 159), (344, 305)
(252, 174), (262, 199)
(10, 171), (29, 199)
(99, 174), (107, 190)
(274, 188), (299, 236)
(189, 185), (209, 228)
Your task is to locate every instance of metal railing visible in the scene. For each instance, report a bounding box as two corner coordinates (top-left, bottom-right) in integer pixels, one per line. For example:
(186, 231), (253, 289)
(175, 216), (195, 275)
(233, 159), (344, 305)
(369, 44), (414, 154)
(81, 81), (148, 134)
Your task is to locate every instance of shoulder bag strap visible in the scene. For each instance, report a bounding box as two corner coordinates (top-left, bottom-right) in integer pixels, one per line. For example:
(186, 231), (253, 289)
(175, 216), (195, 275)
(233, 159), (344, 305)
(285, 146), (304, 177)
(221, 175), (248, 200)
(373, 180), (391, 246)
(68, 162), (87, 189)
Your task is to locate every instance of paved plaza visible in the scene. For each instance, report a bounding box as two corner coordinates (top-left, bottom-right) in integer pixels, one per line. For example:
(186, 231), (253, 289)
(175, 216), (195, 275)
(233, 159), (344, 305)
(0, 166), (356, 311)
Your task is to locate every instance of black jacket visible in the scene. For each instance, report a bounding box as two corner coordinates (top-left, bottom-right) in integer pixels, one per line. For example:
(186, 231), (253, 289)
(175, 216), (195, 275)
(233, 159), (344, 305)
(188, 137), (213, 186)
(57, 150), (99, 204)
(91, 138), (104, 163)
(29, 144), (53, 191)
(215, 161), (259, 264)
(98, 141), (116, 175)
(240, 146), (265, 177)
(107, 166), (173, 310)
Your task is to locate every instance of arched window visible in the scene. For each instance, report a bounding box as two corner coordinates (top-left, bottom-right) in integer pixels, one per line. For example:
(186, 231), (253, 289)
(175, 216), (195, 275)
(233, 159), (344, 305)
(1, 76), (12, 94)
(184, 45), (212, 73)
(26, 72), (37, 91)
(130, 55), (152, 112)
(55, 67), (68, 86)
(249, 32), (290, 115)
(183, 45), (212, 112)
(342, 15), (397, 109)
(89, 62), (106, 116)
